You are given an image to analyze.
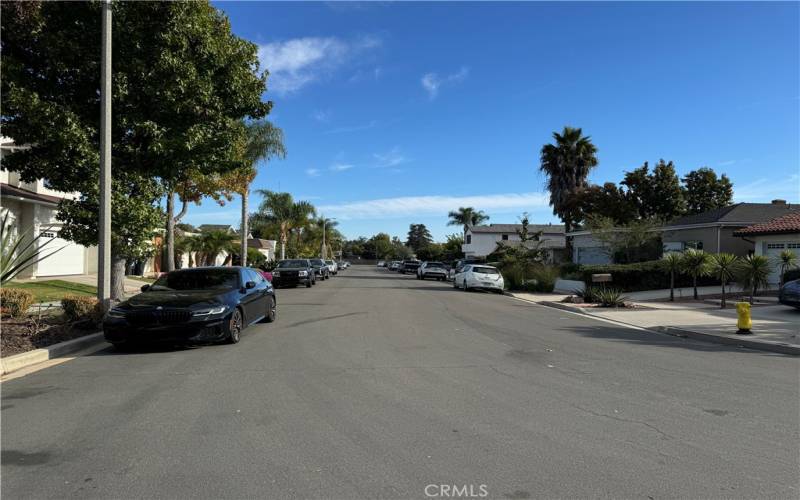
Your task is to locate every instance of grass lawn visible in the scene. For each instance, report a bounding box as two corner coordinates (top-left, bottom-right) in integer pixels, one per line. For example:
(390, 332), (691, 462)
(8, 280), (97, 303)
(127, 275), (156, 284)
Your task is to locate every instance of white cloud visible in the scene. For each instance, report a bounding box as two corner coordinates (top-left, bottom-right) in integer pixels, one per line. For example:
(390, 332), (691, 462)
(421, 66), (469, 99)
(735, 174), (800, 202)
(318, 192), (550, 220)
(373, 147), (408, 168)
(330, 163), (355, 172)
(313, 109), (331, 123)
(306, 168), (321, 177)
(259, 35), (381, 94)
(323, 120), (378, 135)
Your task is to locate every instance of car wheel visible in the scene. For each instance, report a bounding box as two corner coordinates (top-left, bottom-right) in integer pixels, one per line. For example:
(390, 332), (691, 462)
(264, 296), (276, 323)
(225, 308), (243, 344)
(306, 280), (312, 288)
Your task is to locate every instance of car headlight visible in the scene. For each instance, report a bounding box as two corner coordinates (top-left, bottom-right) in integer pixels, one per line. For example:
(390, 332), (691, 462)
(193, 305), (228, 317)
(299, 270), (308, 276)
(272, 271), (280, 277)
(106, 307), (127, 319)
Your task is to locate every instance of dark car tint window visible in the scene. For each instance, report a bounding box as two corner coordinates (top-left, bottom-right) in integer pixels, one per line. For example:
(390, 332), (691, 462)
(310, 259), (325, 266)
(472, 266), (499, 275)
(427, 262), (445, 268)
(278, 260), (308, 268)
(150, 269), (239, 291)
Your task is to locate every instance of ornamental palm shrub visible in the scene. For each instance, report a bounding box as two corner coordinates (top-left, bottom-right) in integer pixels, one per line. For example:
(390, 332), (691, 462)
(709, 253), (739, 309)
(778, 249), (798, 288)
(680, 248), (712, 299)
(736, 254), (771, 305)
(662, 252), (684, 301)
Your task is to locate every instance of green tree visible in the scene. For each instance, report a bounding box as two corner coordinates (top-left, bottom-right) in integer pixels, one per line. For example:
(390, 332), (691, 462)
(710, 253), (739, 309)
(252, 191), (315, 259)
(682, 168), (734, 215)
(495, 213), (548, 286)
(680, 248), (712, 300)
(777, 249), (798, 288)
(447, 207), (489, 237)
(406, 224), (434, 252)
(621, 160), (685, 221)
(539, 126), (599, 258)
(2, 1), (269, 298)
(441, 234), (465, 262)
(662, 252), (684, 302)
(586, 215), (662, 264)
(369, 233), (393, 260)
(576, 182), (637, 226)
(195, 230), (237, 267)
(736, 254), (772, 304)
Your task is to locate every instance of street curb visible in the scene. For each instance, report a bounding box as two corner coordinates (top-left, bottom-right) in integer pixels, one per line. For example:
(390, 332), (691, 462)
(1, 332), (106, 376)
(531, 300), (800, 356)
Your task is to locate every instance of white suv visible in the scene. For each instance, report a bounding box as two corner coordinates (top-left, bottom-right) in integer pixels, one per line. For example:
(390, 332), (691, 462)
(453, 264), (504, 293)
(324, 259), (338, 275)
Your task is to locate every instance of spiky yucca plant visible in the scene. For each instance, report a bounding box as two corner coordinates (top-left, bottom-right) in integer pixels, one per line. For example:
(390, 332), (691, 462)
(710, 253), (738, 309)
(662, 252), (683, 301)
(737, 254), (772, 305)
(680, 248), (711, 300)
(1, 211), (64, 285)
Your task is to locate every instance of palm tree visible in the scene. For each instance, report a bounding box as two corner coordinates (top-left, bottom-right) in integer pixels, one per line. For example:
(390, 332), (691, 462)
(447, 207), (490, 237)
(680, 248), (711, 299)
(238, 121), (286, 267)
(777, 249), (798, 288)
(737, 254), (772, 304)
(539, 126), (599, 259)
(195, 230), (237, 267)
(314, 217), (340, 258)
(710, 253), (739, 309)
(253, 191), (315, 260)
(662, 252), (683, 301)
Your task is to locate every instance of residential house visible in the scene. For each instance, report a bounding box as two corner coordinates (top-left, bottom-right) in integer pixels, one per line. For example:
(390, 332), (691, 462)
(734, 210), (800, 284)
(1, 137), (98, 278)
(462, 223), (566, 263)
(248, 238), (277, 262)
(568, 200), (797, 265)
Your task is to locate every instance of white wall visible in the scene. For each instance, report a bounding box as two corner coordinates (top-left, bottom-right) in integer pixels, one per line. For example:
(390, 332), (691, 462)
(753, 234), (800, 284)
(463, 230), (565, 258)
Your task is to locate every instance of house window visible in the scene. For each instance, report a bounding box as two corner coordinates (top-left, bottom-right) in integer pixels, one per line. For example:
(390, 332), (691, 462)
(466, 235), (471, 244)
(40, 231), (56, 238)
(501, 234), (509, 241)
(685, 241), (703, 250)
(788, 243), (800, 249)
(767, 243), (786, 249)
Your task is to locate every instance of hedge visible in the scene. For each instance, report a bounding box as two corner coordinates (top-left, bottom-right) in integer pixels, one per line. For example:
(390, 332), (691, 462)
(61, 295), (105, 324)
(577, 260), (718, 292)
(1, 288), (35, 317)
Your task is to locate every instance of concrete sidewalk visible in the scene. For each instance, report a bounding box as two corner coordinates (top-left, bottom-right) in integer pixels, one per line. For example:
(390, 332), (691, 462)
(509, 291), (799, 354)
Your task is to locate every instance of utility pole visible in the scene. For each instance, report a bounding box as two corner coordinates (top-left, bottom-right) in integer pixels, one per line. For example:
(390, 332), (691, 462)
(98, 0), (112, 307)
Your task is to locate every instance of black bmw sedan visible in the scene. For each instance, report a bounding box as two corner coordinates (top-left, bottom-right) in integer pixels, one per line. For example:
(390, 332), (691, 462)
(103, 267), (276, 349)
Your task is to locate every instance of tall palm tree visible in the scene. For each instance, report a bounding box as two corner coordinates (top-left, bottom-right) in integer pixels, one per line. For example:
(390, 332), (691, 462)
(777, 249), (798, 288)
(680, 248), (711, 300)
(447, 207), (490, 237)
(253, 191), (315, 260)
(238, 120), (286, 267)
(710, 253), (739, 309)
(539, 126), (599, 258)
(662, 251), (683, 302)
(737, 254), (772, 305)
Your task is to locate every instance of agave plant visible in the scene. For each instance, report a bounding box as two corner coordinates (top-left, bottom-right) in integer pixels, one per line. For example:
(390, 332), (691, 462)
(709, 253), (738, 309)
(736, 254), (772, 305)
(595, 287), (628, 307)
(1, 211), (64, 285)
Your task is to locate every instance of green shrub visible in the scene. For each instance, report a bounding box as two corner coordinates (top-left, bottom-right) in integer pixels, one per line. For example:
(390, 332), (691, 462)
(498, 263), (558, 292)
(594, 287), (628, 307)
(1, 288), (35, 317)
(575, 285), (599, 303)
(247, 248), (267, 267)
(783, 268), (800, 283)
(578, 260), (717, 292)
(61, 295), (104, 324)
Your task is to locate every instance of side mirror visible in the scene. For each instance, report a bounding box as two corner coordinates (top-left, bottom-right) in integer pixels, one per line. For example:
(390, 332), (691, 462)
(141, 284), (150, 292)
(245, 281), (256, 289)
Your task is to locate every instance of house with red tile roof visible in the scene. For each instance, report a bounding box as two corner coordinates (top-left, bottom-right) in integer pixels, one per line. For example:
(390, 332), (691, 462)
(734, 210), (800, 284)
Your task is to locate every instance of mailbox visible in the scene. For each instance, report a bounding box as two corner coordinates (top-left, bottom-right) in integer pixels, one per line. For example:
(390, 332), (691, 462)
(591, 273), (612, 283)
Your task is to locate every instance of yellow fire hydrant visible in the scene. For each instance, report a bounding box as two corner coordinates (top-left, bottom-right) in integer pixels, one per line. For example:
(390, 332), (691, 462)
(736, 302), (752, 334)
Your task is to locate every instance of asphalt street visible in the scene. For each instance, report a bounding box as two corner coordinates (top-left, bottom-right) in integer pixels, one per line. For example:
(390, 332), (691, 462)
(2, 266), (798, 499)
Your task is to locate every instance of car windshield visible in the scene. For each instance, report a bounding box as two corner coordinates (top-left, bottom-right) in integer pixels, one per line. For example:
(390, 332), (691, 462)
(472, 266), (499, 275)
(325, 260), (334, 264)
(149, 269), (239, 291)
(427, 262), (445, 268)
(278, 260), (307, 268)
(310, 259), (325, 265)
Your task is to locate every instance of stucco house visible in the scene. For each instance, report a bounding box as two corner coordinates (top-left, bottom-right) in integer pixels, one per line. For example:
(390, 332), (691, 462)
(734, 210), (800, 284)
(462, 223), (566, 263)
(1, 138), (98, 278)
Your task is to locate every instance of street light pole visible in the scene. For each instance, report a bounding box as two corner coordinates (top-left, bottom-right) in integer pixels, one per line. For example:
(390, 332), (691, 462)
(98, 0), (112, 307)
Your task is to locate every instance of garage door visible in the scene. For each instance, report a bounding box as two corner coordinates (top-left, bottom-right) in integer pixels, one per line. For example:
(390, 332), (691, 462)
(764, 242), (800, 284)
(36, 230), (85, 277)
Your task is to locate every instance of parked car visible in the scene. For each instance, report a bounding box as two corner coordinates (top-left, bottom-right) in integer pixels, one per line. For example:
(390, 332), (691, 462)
(103, 267), (276, 349)
(779, 279), (800, 309)
(325, 259), (339, 275)
(453, 264), (505, 293)
(388, 261), (401, 271)
(338, 261), (350, 269)
(400, 259), (421, 275)
(258, 269), (273, 282)
(447, 258), (486, 281)
(417, 261), (448, 281)
(309, 259), (331, 280)
(377, 260), (386, 268)
(271, 259), (316, 288)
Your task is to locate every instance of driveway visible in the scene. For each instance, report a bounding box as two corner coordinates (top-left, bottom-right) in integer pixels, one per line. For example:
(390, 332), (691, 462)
(2, 267), (798, 498)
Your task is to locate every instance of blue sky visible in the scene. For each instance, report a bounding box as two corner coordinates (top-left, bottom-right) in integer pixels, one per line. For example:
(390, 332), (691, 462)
(185, 1), (800, 241)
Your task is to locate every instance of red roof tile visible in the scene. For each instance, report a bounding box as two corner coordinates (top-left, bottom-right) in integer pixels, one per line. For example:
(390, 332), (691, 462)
(734, 210), (800, 236)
